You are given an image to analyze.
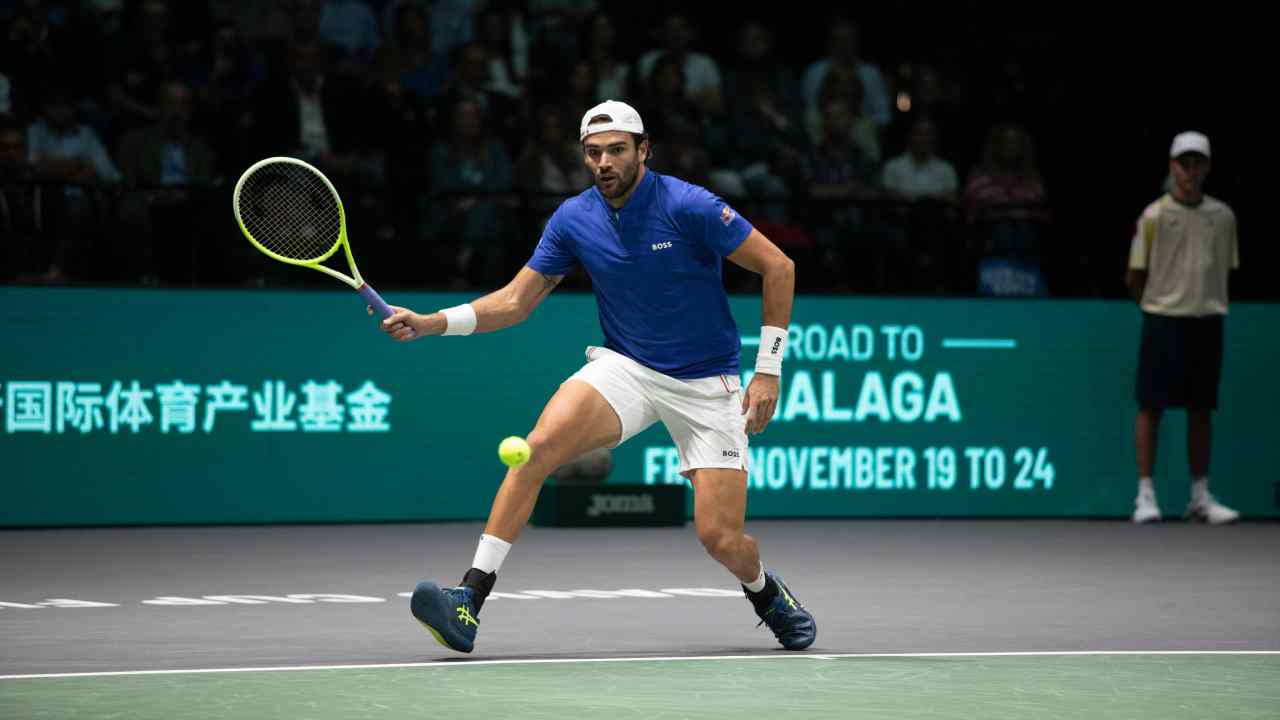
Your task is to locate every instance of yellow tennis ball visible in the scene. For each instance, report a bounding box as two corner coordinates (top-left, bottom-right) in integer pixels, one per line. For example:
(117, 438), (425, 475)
(498, 436), (531, 467)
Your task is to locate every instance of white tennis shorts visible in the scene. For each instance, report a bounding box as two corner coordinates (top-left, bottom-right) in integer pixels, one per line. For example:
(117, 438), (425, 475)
(568, 346), (749, 477)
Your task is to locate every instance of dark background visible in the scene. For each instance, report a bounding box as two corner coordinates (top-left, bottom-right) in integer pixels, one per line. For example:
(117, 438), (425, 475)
(0, 0), (1260, 299)
(672, 2), (1256, 298)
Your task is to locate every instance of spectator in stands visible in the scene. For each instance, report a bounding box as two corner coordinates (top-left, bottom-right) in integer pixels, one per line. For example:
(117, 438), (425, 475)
(637, 53), (703, 152)
(802, 15), (891, 131)
(27, 86), (121, 188)
(436, 42), (521, 153)
(86, 0), (125, 34)
(964, 122), (1049, 226)
(234, 0), (322, 48)
(375, 1), (449, 105)
(104, 0), (179, 134)
(245, 39), (384, 286)
(25, 85), (121, 282)
(725, 72), (807, 222)
(116, 81), (219, 283)
(515, 105), (591, 220)
(318, 0), (382, 73)
(724, 19), (802, 122)
(639, 53), (743, 200)
(560, 58), (600, 128)
(0, 115), (32, 180)
(0, 115), (43, 281)
(580, 12), (631, 102)
(288, 0), (326, 44)
(523, 2), (579, 94)
(807, 66), (880, 166)
(1, 0), (86, 115)
(426, 97), (516, 288)
(188, 21), (268, 177)
(803, 98), (878, 203)
(723, 19), (806, 220)
(117, 82), (218, 187)
(373, 66), (435, 189)
(964, 121), (1052, 296)
(476, 5), (529, 100)
(426, 0), (481, 66)
(368, 71), (435, 283)
(248, 41), (377, 183)
(887, 63), (972, 169)
(637, 11), (724, 117)
(881, 117), (960, 293)
(645, 123), (716, 201)
(801, 97), (879, 292)
(881, 117), (958, 204)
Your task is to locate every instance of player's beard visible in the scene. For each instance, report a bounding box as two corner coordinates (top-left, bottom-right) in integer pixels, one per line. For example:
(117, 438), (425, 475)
(596, 161), (639, 199)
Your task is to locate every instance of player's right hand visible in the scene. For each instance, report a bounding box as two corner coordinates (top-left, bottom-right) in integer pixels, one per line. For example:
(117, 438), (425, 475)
(372, 305), (423, 341)
(741, 373), (780, 435)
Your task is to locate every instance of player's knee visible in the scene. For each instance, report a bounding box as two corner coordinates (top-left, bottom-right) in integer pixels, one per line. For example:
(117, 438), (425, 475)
(697, 526), (739, 561)
(523, 429), (570, 474)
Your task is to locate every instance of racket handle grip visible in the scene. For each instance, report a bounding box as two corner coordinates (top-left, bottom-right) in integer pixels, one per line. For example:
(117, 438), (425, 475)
(359, 283), (394, 319)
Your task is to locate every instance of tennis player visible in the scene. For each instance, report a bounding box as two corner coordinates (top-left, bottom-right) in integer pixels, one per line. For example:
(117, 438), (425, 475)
(377, 100), (815, 653)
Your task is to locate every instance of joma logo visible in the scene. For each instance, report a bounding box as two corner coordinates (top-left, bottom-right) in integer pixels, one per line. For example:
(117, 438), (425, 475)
(586, 494), (656, 517)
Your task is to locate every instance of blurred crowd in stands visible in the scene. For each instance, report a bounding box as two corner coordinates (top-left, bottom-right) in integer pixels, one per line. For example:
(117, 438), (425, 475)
(0, 1), (1250, 299)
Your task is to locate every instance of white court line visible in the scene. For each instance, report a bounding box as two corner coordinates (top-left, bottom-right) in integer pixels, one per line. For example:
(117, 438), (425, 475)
(3, 650), (1277, 681)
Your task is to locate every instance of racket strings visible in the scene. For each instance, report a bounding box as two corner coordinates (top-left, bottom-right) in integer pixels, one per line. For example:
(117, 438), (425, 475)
(238, 163), (342, 262)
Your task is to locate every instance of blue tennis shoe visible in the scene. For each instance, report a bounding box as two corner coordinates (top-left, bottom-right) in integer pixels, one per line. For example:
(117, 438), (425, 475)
(755, 572), (817, 650)
(410, 581), (480, 653)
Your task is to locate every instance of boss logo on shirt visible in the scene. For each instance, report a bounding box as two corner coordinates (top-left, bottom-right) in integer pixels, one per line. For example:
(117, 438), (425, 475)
(652, 241), (673, 251)
(722, 449), (740, 458)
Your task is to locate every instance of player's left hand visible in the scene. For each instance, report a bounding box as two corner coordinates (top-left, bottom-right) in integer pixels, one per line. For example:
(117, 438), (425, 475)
(742, 374), (780, 434)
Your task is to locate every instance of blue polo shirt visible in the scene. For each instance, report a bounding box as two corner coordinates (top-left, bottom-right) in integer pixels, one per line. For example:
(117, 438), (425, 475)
(528, 169), (753, 379)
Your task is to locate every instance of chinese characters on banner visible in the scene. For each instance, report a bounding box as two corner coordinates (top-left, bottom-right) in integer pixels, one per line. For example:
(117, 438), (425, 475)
(1, 380), (392, 434)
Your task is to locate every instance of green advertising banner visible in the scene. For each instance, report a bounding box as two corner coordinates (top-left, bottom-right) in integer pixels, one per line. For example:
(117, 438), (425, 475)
(1, 287), (1276, 525)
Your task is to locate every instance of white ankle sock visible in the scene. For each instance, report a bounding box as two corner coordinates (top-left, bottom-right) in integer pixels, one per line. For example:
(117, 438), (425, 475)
(1191, 477), (1209, 502)
(743, 563), (766, 593)
(1138, 477), (1154, 494)
(471, 534), (512, 574)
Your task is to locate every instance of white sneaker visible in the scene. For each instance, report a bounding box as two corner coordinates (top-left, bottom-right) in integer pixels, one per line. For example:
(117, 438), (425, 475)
(1186, 492), (1240, 525)
(1132, 489), (1162, 524)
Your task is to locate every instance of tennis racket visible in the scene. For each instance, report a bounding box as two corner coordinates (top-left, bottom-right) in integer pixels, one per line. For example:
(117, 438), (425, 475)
(233, 156), (393, 318)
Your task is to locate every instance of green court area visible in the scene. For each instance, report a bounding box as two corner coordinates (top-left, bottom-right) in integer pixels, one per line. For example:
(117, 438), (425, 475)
(3, 653), (1278, 719)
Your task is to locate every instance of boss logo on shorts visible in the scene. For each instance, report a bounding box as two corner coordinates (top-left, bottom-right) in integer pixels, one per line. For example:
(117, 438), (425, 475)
(651, 241), (673, 251)
(722, 449), (740, 458)
(585, 493), (656, 517)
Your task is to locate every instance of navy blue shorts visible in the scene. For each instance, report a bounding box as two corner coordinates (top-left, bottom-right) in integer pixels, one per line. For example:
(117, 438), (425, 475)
(1135, 312), (1224, 410)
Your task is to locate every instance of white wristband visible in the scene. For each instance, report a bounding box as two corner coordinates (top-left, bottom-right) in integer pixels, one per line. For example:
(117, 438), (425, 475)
(440, 303), (477, 336)
(755, 325), (787, 375)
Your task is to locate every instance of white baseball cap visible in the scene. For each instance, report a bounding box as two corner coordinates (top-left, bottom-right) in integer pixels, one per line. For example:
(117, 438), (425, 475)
(1169, 131), (1210, 159)
(579, 100), (644, 141)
